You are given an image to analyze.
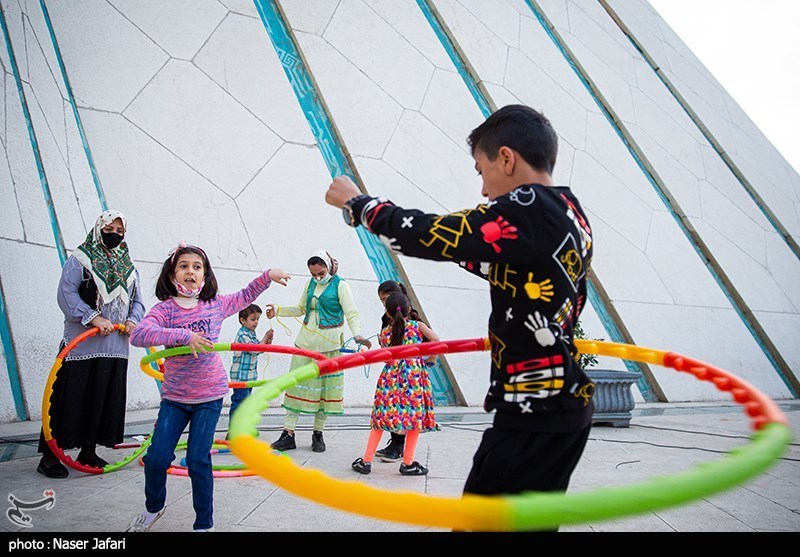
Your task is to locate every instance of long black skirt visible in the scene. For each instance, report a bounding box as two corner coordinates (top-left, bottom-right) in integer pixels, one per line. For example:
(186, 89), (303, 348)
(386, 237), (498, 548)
(38, 356), (127, 453)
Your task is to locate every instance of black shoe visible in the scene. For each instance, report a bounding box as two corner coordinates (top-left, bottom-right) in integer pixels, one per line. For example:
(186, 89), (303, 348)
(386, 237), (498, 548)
(375, 432), (405, 458)
(77, 452), (108, 468)
(380, 441), (404, 463)
(37, 458), (69, 479)
(399, 461), (428, 476)
(311, 431), (326, 453)
(270, 430), (296, 451)
(351, 457), (371, 475)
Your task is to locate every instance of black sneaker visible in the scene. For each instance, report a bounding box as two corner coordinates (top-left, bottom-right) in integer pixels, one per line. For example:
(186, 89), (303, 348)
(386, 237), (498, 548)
(37, 458), (68, 479)
(380, 442), (404, 463)
(351, 457), (371, 475)
(270, 430), (296, 451)
(399, 461), (428, 476)
(375, 432), (404, 458)
(311, 431), (326, 453)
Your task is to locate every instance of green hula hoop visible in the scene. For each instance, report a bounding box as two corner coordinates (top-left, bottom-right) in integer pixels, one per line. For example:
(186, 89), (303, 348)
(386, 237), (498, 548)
(225, 338), (792, 531)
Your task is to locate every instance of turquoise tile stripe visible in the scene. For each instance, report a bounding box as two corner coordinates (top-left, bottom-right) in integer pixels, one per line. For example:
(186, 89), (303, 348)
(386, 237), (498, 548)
(415, 0), (491, 118)
(252, 0), (457, 405)
(40, 0), (107, 211)
(416, 0), (655, 398)
(1, 4), (66, 420)
(524, 0), (795, 397)
(0, 5), (66, 266)
(0, 280), (27, 421)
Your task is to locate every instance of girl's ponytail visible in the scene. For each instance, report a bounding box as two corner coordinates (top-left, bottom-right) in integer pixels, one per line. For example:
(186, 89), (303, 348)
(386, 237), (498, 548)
(384, 292), (410, 347)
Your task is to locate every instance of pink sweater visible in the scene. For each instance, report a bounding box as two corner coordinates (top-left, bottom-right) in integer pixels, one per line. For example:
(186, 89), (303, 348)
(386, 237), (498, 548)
(130, 270), (272, 403)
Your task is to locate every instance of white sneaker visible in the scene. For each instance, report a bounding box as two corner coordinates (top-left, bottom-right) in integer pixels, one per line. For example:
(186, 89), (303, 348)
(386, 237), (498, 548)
(193, 526), (215, 532)
(126, 507), (165, 532)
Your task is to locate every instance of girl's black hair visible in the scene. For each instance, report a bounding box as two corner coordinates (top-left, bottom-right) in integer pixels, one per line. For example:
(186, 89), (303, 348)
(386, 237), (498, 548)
(378, 281), (421, 328)
(155, 246), (218, 301)
(378, 280), (407, 297)
(384, 292), (410, 347)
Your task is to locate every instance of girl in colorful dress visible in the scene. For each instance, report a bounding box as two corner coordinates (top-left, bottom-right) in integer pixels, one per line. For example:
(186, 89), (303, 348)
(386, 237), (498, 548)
(267, 249), (371, 453)
(352, 291), (439, 476)
(126, 243), (289, 532)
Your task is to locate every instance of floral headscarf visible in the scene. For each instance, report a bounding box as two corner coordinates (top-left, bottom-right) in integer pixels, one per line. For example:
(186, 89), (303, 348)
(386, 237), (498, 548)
(73, 209), (136, 306)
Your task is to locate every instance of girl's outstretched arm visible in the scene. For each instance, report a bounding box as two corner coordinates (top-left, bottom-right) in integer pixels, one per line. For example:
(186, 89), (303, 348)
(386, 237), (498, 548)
(274, 279), (310, 318)
(219, 268), (289, 318)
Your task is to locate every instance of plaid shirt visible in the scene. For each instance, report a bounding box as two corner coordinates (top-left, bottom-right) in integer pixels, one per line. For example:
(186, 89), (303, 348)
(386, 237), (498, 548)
(230, 326), (261, 382)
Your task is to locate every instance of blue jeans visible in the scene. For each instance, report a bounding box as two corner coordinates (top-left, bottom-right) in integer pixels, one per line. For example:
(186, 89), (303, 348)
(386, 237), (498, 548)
(229, 388), (252, 422)
(143, 398), (222, 531)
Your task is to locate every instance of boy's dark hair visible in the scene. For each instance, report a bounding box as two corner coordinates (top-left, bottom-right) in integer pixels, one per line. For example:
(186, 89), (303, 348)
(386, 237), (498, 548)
(467, 104), (558, 174)
(239, 304), (262, 321)
(384, 292), (411, 347)
(155, 245), (218, 301)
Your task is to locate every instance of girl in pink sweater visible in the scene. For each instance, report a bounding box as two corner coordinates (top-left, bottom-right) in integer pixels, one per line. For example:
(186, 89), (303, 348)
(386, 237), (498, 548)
(127, 243), (289, 532)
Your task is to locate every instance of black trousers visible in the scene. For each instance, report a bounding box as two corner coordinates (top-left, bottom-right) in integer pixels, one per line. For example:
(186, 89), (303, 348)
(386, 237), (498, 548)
(462, 424), (592, 531)
(39, 356), (127, 454)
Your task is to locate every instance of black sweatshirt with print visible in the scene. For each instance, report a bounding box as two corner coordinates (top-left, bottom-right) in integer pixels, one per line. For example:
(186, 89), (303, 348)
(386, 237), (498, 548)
(351, 184), (595, 433)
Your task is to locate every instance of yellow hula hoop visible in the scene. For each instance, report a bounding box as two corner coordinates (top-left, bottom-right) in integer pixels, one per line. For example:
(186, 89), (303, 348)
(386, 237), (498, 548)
(227, 338), (791, 531)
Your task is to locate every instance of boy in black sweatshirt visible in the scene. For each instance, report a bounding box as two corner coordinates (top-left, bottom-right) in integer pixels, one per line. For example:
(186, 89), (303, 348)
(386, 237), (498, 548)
(326, 105), (595, 529)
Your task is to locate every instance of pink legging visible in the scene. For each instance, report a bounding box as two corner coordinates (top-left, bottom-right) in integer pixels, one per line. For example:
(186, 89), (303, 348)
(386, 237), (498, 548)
(363, 429), (420, 466)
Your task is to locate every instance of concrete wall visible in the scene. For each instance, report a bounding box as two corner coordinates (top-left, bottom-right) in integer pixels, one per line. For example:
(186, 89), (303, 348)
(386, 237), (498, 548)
(1, 0), (797, 423)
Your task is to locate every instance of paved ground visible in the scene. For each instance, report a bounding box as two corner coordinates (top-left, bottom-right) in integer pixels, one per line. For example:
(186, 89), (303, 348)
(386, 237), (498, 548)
(0, 401), (798, 535)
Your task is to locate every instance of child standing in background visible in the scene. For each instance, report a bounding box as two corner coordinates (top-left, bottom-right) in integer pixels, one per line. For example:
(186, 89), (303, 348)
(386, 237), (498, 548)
(228, 304), (274, 427)
(352, 291), (439, 476)
(374, 281), (436, 463)
(127, 243), (289, 532)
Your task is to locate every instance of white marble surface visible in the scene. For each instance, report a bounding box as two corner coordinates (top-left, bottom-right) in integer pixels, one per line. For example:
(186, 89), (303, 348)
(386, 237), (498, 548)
(604, 0), (800, 248)
(295, 32), (403, 159)
(0, 0), (796, 423)
(109, 0), (227, 60)
(78, 109), (259, 270)
(0, 241), (71, 420)
(45, 0), (169, 113)
(535, 0), (799, 389)
(194, 14), (315, 145)
(125, 60), (283, 198)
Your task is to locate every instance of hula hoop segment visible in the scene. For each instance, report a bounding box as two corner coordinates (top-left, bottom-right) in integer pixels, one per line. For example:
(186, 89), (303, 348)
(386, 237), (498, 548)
(42, 325), (152, 474)
(137, 344), (327, 476)
(225, 338), (792, 531)
(139, 343), (325, 388)
(137, 439), (257, 478)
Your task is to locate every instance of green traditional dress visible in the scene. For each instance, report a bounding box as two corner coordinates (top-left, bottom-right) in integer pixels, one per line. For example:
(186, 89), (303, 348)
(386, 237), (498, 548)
(278, 275), (363, 415)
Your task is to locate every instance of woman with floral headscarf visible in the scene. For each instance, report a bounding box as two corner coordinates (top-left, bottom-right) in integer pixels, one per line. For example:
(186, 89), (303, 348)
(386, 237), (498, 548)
(37, 209), (146, 478)
(266, 249), (371, 453)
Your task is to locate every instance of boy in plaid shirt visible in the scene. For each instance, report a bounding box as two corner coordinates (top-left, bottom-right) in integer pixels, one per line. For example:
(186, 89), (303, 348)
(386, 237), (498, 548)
(229, 304), (273, 425)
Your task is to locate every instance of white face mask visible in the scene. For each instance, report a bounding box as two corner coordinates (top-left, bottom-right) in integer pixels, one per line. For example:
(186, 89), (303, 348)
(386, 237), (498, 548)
(172, 278), (204, 298)
(314, 273), (332, 285)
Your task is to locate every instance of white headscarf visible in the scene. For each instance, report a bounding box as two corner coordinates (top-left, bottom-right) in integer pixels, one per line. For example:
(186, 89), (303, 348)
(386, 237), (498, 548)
(311, 249), (334, 273)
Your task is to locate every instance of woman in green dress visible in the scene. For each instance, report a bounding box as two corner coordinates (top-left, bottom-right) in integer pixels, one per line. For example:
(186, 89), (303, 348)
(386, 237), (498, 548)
(267, 250), (371, 452)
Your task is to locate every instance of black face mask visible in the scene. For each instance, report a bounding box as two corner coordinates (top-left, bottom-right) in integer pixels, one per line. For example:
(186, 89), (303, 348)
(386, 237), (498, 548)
(101, 231), (124, 249)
